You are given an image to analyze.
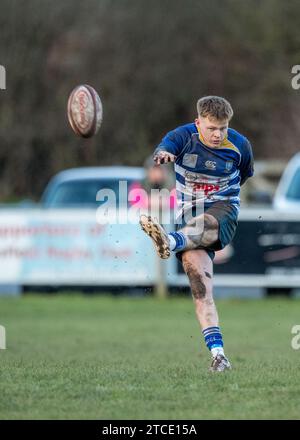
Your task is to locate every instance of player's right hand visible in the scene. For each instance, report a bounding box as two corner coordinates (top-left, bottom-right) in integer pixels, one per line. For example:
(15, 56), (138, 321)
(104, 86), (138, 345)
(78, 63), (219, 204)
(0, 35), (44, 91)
(153, 150), (176, 165)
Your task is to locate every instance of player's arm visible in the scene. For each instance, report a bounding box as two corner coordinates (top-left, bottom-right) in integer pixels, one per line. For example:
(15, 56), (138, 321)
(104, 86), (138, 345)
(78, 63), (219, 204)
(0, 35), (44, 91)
(153, 127), (185, 165)
(240, 138), (254, 186)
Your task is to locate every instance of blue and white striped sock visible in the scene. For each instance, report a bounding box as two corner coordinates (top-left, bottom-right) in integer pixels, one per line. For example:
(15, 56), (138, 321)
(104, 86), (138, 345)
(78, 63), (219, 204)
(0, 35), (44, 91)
(202, 326), (224, 357)
(168, 232), (187, 251)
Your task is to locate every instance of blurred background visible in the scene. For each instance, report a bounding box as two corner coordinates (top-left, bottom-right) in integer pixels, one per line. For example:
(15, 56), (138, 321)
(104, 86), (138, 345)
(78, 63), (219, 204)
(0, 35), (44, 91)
(1, 0), (300, 201)
(2, 3), (300, 421)
(1, 0), (300, 296)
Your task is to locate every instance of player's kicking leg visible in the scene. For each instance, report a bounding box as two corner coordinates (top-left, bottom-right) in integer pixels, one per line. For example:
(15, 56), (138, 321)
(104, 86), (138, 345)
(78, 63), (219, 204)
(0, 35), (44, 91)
(139, 212), (219, 257)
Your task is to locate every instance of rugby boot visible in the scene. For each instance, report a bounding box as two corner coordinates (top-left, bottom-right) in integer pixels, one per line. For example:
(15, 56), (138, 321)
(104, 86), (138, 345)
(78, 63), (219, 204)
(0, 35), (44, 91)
(139, 215), (171, 259)
(210, 354), (232, 372)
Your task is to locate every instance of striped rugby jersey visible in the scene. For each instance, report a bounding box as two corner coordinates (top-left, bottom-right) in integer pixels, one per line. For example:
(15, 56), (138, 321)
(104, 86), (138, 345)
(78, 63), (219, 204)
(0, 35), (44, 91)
(155, 123), (254, 221)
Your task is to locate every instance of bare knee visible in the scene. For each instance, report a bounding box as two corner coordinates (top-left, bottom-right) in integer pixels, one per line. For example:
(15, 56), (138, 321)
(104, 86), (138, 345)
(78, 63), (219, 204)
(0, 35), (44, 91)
(181, 213), (218, 248)
(202, 214), (218, 245)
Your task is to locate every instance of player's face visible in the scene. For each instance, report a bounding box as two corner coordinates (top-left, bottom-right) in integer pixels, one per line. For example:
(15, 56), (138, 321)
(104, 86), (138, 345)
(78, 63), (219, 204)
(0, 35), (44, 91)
(195, 116), (229, 147)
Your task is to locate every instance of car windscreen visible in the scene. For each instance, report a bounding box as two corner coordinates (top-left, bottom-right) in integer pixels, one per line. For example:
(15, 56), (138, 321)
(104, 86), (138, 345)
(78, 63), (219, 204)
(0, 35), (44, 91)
(44, 178), (139, 207)
(286, 168), (300, 200)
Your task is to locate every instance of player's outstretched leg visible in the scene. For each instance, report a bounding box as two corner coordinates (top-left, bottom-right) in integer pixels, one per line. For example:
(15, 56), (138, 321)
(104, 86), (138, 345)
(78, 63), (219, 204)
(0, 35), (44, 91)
(139, 215), (171, 259)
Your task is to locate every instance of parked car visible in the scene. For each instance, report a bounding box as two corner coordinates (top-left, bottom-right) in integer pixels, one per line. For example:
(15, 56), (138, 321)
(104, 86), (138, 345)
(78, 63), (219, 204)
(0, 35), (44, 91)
(40, 166), (145, 208)
(273, 153), (300, 210)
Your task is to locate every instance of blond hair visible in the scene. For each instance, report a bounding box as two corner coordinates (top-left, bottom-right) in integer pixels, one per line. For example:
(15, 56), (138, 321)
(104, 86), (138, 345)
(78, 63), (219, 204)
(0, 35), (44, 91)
(197, 96), (233, 121)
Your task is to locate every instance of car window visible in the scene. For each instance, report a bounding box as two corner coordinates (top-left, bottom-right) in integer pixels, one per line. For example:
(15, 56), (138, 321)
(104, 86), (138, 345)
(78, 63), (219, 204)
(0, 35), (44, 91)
(44, 178), (139, 207)
(286, 168), (300, 200)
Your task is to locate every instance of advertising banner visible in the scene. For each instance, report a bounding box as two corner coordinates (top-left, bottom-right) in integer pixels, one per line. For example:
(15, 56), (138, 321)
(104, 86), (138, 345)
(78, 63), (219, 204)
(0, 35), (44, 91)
(0, 209), (157, 285)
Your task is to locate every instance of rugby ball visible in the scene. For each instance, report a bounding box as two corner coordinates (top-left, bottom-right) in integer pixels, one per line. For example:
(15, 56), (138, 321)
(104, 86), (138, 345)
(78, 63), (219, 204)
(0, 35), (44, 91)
(67, 84), (103, 138)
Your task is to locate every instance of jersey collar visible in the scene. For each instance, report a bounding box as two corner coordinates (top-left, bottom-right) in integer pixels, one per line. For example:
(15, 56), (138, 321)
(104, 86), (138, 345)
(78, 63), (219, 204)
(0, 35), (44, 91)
(197, 126), (236, 151)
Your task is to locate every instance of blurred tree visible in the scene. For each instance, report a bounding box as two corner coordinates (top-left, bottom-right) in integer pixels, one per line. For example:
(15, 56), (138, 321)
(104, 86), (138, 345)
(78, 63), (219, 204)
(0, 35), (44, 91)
(0, 0), (300, 200)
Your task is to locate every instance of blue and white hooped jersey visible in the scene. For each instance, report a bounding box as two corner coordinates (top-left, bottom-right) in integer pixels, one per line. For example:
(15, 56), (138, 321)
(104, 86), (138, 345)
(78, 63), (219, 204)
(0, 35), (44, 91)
(155, 123), (254, 219)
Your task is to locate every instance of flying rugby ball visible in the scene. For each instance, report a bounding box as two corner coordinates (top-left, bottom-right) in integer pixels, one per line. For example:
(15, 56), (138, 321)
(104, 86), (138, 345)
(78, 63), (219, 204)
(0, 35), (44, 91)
(67, 84), (103, 138)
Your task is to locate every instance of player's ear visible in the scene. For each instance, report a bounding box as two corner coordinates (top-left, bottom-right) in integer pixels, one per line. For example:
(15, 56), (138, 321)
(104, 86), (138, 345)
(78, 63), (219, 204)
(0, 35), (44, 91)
(195, 118), (200, 128)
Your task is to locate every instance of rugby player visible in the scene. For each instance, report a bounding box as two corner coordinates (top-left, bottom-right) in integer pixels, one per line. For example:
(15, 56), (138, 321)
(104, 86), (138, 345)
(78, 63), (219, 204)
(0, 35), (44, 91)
(140, 96), (254, 372)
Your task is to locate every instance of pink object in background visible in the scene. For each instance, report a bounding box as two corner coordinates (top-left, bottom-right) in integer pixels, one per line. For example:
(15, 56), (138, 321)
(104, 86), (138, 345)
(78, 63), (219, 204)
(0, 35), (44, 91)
(128, 182), (177, 209)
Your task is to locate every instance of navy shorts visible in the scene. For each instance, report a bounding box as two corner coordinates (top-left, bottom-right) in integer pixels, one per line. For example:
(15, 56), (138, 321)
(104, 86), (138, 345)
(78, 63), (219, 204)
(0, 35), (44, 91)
(175, 201), (239, 262)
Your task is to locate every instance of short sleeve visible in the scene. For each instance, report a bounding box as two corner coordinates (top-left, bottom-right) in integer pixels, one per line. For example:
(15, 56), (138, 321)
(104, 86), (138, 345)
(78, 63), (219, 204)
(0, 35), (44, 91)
(154, 127), (186, 157)
(239, 138), (254, 185)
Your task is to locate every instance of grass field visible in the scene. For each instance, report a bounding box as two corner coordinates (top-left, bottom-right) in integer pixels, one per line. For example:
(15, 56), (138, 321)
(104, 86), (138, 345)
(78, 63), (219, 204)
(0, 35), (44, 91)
(0, 293), (300, 420)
